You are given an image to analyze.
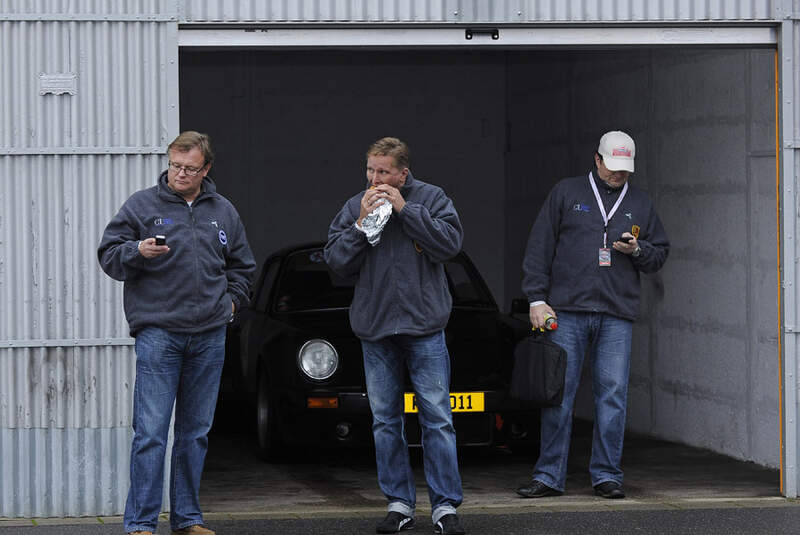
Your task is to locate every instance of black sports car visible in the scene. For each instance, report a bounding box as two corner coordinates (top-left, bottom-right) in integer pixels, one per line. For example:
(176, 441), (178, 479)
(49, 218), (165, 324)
(222, 242), (537, 458)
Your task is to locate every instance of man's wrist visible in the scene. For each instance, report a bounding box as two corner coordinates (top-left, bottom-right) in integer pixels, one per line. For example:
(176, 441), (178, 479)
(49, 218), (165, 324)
(631, 245), (642, 258)
(530, 300), (546, 307)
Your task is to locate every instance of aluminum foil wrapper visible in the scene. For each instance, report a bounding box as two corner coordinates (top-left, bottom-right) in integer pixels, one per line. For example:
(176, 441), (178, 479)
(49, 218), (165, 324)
(362, 199), (392, 246)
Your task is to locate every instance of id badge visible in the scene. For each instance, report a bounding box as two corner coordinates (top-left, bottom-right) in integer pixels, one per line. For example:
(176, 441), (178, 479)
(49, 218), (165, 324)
(599, 248), (612, 267)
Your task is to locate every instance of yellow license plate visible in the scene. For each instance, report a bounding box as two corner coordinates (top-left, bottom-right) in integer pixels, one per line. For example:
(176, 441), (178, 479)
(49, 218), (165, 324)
(404, 392), (485, 413)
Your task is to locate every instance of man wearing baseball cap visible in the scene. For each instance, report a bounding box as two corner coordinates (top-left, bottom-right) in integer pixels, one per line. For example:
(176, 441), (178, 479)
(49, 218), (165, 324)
(516, 130), (669, 500)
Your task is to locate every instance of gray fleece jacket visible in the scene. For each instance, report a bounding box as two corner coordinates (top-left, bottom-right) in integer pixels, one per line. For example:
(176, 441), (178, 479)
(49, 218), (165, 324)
(98, 171), (256, 335)
(324, 173), (463, 341)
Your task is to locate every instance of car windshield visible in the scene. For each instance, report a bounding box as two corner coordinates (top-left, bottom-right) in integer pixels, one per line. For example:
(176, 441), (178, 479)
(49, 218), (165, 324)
(273, 249), (495, 312)
(445, 257), (495, 308)
(274, 250), (355, 312)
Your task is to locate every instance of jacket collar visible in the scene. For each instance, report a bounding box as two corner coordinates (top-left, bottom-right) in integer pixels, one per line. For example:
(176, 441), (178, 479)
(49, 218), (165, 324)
(401, 171), (415, 193)
(591, 166), (624, 193)
(157, 170), (218, 203)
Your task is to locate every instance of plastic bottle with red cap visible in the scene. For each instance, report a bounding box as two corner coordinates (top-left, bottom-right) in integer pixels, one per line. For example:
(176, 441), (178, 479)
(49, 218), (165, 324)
(533, 314), (558, 332)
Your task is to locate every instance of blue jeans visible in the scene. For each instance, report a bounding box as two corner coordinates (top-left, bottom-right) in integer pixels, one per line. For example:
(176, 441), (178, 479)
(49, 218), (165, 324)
(532, 311), (633, 491)
(361, 331), (463, 524)
(124, 325), (226, 533)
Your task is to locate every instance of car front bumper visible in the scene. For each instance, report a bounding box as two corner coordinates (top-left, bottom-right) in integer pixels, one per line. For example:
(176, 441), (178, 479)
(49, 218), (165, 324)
(276, 389), (539, 448)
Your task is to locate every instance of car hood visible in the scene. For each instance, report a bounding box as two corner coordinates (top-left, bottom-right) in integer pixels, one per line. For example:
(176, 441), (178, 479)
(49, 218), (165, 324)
(272, 309), (357, 341)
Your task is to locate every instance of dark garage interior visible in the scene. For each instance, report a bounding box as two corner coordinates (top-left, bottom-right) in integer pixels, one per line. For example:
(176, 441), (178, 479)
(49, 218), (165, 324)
(180, 46), (779, 469)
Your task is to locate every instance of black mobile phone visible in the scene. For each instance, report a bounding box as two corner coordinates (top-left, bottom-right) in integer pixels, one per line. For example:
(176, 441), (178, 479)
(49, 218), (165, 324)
(155, 235), (166, 246)
(619, 236), (633, 243)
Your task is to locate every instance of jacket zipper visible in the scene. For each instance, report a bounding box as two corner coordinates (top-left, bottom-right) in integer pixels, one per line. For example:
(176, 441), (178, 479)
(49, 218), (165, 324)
(189, 203), (200, 324)
(391, 224), (399, 335)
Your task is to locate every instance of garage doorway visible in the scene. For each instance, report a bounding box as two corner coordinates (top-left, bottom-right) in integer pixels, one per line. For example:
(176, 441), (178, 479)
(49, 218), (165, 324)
(179, 46), (779, 471)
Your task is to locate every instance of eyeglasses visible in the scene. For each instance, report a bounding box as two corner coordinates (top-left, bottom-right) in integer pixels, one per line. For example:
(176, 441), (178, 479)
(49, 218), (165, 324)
(168, 161), (205, 176)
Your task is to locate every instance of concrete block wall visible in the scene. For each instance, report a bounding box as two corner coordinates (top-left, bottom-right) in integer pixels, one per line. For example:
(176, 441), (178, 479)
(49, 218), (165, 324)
(645, 49), (779, 465)
(505, 49), (779, 467)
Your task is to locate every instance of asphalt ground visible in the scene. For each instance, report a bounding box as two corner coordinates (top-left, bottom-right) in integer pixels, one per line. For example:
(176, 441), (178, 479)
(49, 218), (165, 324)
(5, 505), (800, 534)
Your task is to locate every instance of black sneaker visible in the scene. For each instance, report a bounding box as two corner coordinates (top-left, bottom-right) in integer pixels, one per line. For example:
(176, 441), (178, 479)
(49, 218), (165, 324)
(376, 511), (415, 533)
(433, 514), (465, 535)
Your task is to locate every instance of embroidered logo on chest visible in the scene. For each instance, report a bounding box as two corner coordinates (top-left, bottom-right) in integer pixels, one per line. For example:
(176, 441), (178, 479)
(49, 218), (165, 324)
(572, 203), (591, 213)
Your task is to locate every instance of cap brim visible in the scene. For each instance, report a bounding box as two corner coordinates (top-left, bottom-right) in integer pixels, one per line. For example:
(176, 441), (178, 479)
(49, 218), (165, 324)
(603, 157), (634, 173)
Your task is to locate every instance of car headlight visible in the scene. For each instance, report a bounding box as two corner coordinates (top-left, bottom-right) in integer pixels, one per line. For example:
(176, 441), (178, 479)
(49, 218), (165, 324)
(297, 339), (339, 380)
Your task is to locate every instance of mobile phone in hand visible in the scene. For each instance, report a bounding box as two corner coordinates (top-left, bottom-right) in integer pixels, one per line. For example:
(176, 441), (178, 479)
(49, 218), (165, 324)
(619, 236), (633, 243)
(155, 235), (166, 246)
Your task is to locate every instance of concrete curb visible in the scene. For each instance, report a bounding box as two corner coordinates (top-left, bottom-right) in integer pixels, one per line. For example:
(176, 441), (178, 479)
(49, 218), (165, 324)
(1, 496), (797, 528)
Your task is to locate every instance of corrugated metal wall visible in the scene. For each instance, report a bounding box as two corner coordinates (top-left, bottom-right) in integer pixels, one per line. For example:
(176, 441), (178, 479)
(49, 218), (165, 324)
(0, 1), (179, 517)
(779, 0), (800, 497)
(1, 21), (174, 151)
(182, 0), (776, 23)
(1, 1), (174, 17)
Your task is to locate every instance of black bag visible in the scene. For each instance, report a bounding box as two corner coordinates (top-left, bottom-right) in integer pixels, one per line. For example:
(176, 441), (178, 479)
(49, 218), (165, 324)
(509, 332), (567, 407)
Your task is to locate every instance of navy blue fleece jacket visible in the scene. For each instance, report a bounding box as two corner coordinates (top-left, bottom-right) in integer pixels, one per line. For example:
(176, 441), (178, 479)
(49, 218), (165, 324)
(98, 171), (256, 335)
(522, 171), (669, 321)
(324, 173), (463, 341)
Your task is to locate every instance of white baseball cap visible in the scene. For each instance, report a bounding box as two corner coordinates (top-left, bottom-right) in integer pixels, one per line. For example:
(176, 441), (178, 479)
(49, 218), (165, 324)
(598, 131), (635, 173)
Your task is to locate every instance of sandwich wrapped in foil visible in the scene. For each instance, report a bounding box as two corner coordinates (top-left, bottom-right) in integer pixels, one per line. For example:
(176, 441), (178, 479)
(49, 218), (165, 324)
(362, 198), (392, 246)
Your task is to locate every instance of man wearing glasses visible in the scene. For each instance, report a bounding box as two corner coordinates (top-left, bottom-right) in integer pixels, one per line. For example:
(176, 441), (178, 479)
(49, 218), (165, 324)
(98, 131), (256, 535)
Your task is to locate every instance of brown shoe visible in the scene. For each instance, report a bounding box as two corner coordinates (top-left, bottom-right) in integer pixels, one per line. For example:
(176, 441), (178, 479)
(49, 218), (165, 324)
(172, 525), (216, 535)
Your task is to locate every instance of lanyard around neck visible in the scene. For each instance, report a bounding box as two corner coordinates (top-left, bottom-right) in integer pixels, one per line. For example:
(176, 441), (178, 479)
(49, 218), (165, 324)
(589, 172), (628, 248)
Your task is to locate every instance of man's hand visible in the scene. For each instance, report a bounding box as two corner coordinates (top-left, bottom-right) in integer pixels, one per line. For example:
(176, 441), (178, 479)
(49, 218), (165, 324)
(529, 302), (556, 330)
(137, 237), (170, 259)
(612, 232), (639, 255)
(373, 184), (406, 213)
(358, 187), (387, 225)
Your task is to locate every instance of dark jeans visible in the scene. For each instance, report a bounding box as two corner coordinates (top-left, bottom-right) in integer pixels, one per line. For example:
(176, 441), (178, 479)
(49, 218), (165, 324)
(361, 331), (463, 524)
(532, 311), (633, 491)
(123, 325), (226, 533)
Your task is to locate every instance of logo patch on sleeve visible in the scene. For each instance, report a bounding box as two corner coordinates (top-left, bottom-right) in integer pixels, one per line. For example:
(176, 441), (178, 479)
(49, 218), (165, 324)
(218, 230), (227, 245)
